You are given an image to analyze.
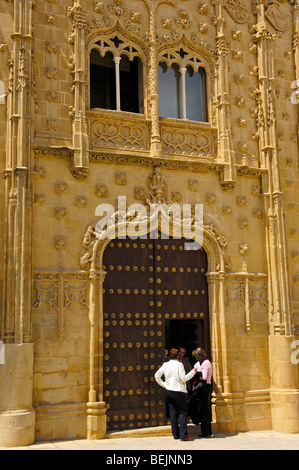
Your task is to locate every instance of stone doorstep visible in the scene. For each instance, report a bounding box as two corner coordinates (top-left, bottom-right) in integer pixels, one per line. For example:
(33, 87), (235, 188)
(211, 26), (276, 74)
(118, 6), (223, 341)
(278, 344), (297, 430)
(106, 424), (203, 439)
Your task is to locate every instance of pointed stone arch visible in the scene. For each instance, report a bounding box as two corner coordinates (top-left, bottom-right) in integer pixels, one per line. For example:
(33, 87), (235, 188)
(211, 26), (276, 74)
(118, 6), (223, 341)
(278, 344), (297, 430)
(86, 21), (149, 60)
(81, 208), (231, 438)
(86, 22), (149, 117)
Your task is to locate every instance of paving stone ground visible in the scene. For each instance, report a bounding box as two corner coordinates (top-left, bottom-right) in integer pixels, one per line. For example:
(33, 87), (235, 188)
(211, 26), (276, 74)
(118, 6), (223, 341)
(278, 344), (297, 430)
(1, 430), (299, 451)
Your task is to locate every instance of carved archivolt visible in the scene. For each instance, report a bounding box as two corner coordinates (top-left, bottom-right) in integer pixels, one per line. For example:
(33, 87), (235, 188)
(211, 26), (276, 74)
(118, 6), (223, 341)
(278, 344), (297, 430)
(80, 167), (228, 273)
(80, 220), (228, 276)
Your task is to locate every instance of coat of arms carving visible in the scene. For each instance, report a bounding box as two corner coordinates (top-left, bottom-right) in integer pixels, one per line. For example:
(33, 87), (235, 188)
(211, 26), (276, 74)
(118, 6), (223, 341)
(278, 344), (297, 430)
(224, 0), (249, 24)
(265, 2), (289, 32)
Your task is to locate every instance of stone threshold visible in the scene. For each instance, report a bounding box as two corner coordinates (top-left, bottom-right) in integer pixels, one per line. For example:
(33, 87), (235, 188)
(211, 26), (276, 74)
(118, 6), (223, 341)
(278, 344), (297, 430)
(107, 424), (202, 439)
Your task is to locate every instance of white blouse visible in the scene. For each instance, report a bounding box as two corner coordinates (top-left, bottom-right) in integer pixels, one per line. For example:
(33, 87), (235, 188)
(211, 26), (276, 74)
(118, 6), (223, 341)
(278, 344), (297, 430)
(155, 359), (196, 393)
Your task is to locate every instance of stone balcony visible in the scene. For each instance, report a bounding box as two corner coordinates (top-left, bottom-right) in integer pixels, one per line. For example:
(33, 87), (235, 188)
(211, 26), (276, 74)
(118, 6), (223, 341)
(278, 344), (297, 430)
(87, 109), (217, 160)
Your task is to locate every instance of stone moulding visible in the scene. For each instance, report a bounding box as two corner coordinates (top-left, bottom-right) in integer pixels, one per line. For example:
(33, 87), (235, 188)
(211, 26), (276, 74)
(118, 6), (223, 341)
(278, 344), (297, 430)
(89, 151), (222, 172)
(236, 166), (268, 177)
(214, 389), (271, 410)
(33, 146), (74, 161)
(32, 144), (267, 181)
(35, 402), (87, 421)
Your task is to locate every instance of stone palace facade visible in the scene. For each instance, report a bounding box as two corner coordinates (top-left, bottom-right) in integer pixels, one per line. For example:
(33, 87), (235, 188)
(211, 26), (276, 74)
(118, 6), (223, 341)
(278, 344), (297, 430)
(0, 0), (299, 446)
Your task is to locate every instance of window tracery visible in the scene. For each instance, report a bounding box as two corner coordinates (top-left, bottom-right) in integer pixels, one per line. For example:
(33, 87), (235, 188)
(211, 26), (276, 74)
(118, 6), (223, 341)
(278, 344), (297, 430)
(86, 25), (215, 158)
(89, 35), (145, 113)
(158, 47), (208, 122)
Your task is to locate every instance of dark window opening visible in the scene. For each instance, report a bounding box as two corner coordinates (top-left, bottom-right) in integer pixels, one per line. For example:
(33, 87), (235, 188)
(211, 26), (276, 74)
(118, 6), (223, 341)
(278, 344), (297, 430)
(90, 49), (144, 113)
(119, 54), (143, 113)
(90, 50), (116, 110)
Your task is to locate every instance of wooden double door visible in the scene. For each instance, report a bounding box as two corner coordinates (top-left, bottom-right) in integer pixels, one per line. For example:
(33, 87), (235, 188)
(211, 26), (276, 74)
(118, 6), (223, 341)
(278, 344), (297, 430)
(102, 235), (210, 431)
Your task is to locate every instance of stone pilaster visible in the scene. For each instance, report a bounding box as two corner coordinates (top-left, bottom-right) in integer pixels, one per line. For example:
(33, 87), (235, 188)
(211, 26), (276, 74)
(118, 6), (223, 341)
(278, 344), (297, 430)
(214, 0), (236, 189)
(253, 0), (298, 433)
(0, 0), (35, 447)
(68, 0), (89, 179)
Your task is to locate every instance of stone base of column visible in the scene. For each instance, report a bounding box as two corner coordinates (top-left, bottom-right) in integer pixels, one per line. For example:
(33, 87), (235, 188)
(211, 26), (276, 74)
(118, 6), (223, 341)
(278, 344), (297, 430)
(271, 389), (299, 433)
(86, 401), (107, 439)
(150, 139), (162, 158)
(213, 393), (236, 433)
(0, 408), (35, 447)
(0, 343), (35, 447)
(269, 335), (299, 433)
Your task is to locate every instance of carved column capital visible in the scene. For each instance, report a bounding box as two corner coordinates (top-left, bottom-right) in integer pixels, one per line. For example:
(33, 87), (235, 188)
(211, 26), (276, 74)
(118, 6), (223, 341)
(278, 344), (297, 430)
(89, 269), (107, 282)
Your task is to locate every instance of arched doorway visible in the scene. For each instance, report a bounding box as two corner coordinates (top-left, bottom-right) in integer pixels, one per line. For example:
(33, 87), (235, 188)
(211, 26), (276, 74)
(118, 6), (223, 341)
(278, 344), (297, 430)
(102, 234), (210, 431)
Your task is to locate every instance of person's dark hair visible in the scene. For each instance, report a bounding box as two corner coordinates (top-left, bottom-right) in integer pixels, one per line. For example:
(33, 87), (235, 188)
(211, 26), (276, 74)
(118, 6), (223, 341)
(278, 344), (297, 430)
(169, 348), (178, 359)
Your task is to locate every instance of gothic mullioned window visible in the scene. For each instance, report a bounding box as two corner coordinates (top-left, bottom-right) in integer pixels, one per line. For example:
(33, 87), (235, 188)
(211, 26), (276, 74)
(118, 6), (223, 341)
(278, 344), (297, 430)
(158, 48), (208, 122)
(90, 36), (144, 114)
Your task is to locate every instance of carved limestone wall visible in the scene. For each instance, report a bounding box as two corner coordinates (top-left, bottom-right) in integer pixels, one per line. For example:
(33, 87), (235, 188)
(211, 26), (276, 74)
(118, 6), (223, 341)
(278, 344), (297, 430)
(0, 0), (299, 445)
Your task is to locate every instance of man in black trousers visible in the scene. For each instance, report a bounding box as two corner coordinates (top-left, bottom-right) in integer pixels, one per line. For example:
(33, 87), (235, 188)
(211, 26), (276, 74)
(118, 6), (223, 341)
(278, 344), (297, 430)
(155, 348), (197, 441)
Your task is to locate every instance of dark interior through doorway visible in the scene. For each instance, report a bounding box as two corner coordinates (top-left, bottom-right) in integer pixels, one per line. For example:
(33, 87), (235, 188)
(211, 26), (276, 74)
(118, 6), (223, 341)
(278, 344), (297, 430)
(165, 319), (208, 367)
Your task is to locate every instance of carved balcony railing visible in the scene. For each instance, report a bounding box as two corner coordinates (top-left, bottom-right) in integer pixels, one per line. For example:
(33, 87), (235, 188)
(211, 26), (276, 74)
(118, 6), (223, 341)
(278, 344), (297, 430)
(88, 109), (151, 153)
(160, 118), (217, 159)
(88, 110), (217, 159)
